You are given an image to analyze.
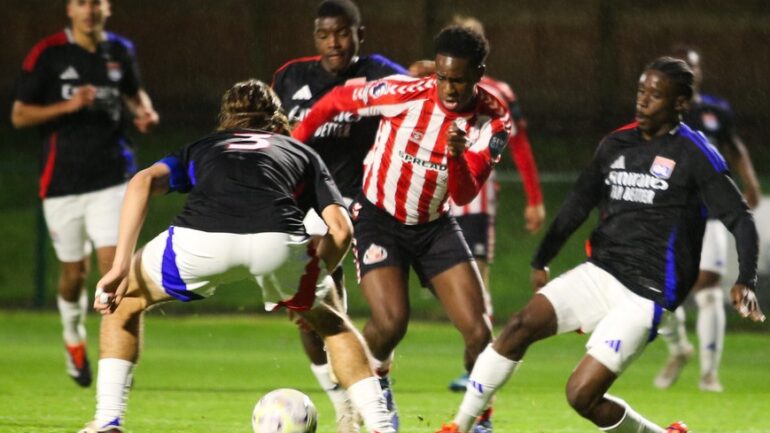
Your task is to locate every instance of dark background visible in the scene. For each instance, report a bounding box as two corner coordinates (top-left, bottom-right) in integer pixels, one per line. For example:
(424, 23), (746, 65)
(2, 0), (770, 172)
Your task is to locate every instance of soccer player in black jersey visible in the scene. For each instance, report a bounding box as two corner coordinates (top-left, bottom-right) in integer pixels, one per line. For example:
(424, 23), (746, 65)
(272, 1), (406, 431)
(436, 58), (764, 433)
(11, 0), (158, 388)
(653, 46), (763, 392)
(77, 79), (395, 433)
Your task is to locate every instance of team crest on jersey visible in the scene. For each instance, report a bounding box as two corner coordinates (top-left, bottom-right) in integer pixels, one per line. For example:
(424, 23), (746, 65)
(409, 130), (424, 143)
(650, 156), (676, 179)
(107, 62), (122, 81)
(701, 112), (719, 131)
(362, 243), (388, 265)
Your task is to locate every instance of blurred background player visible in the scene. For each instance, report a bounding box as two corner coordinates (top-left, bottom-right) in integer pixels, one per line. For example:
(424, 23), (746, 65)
(10, 0), (158, 388)
(408, 14), (546, 395)
(436, 56), (764, 433)
(294, 25), (510, 432)
(271, 1), (406, 431)
(79, 79), (395, 433)
(653, 46), (763, 392)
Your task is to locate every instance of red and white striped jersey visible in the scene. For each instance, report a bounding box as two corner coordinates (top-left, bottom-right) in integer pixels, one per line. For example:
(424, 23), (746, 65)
(293, 75), (512, 225)
(450, 76), (543, 218)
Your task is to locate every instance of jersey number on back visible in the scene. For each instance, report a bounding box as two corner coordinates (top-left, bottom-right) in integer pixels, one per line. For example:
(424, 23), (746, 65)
(225, 133), (272, 151)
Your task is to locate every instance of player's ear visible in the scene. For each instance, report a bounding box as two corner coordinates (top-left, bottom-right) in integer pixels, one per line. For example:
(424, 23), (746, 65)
(357, 25), (365, 44)
(674, 95), (688, 113)
(474, 64), (486, 83)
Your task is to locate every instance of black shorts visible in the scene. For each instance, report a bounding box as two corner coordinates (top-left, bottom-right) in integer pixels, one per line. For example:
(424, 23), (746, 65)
(455, 213), (494, 262)
(351, 198), (473, 286)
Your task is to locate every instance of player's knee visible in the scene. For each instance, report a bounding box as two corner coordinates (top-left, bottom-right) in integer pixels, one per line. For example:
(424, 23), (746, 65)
(495, 311), (537, 357)
(59, 265), (86, 292)
(695, 286), (723, 309)
(370, 309), (409, 342)
(462, 321), (492, 352)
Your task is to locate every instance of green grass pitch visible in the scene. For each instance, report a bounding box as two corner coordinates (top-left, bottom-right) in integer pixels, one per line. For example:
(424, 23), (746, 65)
(1, 311), (769, 433)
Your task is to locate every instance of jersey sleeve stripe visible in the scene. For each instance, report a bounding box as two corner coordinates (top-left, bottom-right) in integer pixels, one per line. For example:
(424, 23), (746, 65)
(678, 123), (728, 172)
(158, 156), (191, 192)
(271, 56), (321, 87)
(106, 32), (136, 56)
(23, 32), (68, 72)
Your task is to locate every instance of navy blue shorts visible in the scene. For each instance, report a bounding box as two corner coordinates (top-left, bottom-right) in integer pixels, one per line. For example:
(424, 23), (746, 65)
(455, 213), (494, 262)
(351, 198), (473, 286)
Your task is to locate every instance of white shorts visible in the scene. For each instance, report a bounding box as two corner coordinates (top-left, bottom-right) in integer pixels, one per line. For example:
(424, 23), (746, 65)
(141, 226), (333, 311)
(538, 262), (664, 374)
(700, 219), (728, 276)
(42, 183), (127, 262)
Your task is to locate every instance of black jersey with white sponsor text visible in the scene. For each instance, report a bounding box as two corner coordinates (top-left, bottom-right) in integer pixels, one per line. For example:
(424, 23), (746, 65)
(160, 129), (344, 235)
(532, 122), (758, 310)
(15, 29), (142, 198)
(272, 54), (406, 198)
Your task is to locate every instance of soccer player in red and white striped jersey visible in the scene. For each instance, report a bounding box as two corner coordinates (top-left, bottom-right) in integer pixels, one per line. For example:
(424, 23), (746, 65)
(293, 25), (510, 431)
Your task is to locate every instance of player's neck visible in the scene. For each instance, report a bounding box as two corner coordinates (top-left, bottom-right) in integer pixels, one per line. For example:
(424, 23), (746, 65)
(72, 28), (105, 53)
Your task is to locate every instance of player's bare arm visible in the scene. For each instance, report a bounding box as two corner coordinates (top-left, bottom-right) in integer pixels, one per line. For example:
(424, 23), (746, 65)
(11, 85), (96, 128)
(317, 204), (354, 272)
(123, 89), (159, 133)
(94, 163), (170, 314)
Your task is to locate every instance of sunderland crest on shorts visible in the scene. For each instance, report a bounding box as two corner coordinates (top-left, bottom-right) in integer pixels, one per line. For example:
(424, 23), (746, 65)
(650, 156), (676, 179)
(362, 243), (388, 265)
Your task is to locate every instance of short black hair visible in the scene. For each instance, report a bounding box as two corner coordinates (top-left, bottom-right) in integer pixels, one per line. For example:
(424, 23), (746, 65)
(644, 56), (695, 101)
(434, 25), (489, 67)
(317, 0), (361, 27)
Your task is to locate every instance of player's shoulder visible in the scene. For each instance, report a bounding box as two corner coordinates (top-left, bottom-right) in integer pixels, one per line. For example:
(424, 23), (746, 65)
(477, 84), (511, 118)
(273, 56), (321, 77)
(699, 93), (733, 113)
(22, 30), (69, 72)
(670, 122), (728, 172)
(480, 76), (516, 103)
(358, 54), (407, 76)
(105, 32), (136, 56)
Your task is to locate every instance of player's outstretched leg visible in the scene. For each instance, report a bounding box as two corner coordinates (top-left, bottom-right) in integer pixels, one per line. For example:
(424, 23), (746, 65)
(653, 307), (693, 389)
(299, 301), (396, 433)
(301, 270), (362, 433)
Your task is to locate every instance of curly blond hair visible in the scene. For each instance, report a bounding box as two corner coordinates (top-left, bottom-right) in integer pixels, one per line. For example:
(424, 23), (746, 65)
(217, 79), (291, 135)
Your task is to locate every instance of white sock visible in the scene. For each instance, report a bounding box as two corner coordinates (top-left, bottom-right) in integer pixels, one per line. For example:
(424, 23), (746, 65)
(695, 287), (725, 377)
(347, 376), (394, 433)
(58, 292), (86, 346)
(371, 353), (393, 377)
(600, 394), (664, 433)
(77, 289), (88, 341)
(310, 363), (350, 415)
(455, 345), (519, 432)
(659, 307), (690, 356)
(95, 358), (135, 427)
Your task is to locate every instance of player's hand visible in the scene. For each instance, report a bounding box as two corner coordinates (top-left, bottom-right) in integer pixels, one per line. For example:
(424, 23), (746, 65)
(94, 267), (129, 315)
(133, 106), (160, 133)
(530, 267), (549, 293)
(446, 123), (468, 157)
(66, 85), (97, 112)
(524, 203), (546, 233)
(730, 284), (765, 322)
(408, 59), (435, 77)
